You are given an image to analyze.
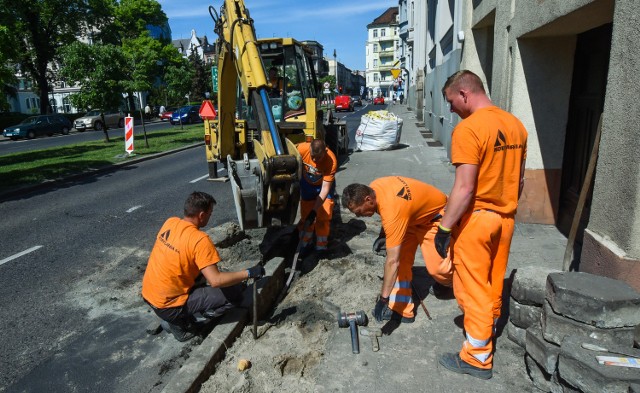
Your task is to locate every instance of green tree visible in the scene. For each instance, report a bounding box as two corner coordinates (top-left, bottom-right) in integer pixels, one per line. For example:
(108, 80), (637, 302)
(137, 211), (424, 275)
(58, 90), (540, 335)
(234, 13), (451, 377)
(0, 0), (114, 114)
(0, 26), (17, 111)
(187, 50), (208, 102)
(164, 59), (194, 107)
(113, 0), (169, 42)
(59, 42), (127, 142)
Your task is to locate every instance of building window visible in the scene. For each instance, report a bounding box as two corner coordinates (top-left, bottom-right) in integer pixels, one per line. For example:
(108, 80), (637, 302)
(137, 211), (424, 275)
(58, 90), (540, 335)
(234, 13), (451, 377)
(373, 29), (378, 38)
(63, 97), (71, 113)
(49, 99), (57, 113)
(381, 28), (386, 37)
(373, 44), (378, 53)
(373, 59), (378, 67)
(374, 73), (379, 82)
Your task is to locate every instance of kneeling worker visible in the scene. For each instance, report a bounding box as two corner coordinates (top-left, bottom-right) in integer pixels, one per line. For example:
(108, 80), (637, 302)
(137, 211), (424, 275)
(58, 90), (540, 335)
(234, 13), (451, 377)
(342, 177), (453, 323)
(142, 191), (264, 341)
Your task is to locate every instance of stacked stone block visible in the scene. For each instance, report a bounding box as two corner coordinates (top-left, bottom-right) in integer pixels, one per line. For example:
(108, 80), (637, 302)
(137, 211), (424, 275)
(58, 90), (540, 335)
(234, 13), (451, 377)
(508, 269), (640, 392)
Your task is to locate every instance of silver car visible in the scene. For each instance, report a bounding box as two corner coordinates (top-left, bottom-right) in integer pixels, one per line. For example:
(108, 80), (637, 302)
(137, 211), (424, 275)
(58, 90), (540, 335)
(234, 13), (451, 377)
(74, 110), (124, 131)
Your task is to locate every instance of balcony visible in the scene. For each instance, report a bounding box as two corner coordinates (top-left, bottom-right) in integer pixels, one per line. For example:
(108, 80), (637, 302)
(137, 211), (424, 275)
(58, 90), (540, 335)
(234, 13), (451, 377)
(399, 20), (408, 40)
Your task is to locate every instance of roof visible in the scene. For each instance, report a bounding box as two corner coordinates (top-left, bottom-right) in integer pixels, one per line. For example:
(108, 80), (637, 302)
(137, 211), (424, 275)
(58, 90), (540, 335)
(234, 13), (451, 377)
(367, 7), (399, 27)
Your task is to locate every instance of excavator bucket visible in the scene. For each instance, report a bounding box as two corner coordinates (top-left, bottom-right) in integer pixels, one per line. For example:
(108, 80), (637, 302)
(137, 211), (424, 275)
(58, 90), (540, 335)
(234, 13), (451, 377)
(228, 153), (264, 230)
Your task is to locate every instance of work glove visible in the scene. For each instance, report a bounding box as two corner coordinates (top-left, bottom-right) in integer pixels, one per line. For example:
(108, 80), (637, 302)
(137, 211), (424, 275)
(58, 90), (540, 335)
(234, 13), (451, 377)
(434, 225), (451, 258)
(304, 210), (317, 227)
(247, 264), (265, 279)
(373, 295), (389, 322)
(372, 236), (386, 255)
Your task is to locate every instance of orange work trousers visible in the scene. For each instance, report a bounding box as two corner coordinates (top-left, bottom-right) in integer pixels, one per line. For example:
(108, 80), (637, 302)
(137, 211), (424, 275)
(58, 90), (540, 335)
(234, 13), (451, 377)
(452, 209), (514, 369)
(298, 198), (334, 250)
(389, 220), (453, 319)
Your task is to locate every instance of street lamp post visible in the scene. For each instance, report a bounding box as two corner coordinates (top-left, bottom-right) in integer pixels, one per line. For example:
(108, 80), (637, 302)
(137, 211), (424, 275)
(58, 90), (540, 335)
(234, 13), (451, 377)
(333, 49), (338, 95)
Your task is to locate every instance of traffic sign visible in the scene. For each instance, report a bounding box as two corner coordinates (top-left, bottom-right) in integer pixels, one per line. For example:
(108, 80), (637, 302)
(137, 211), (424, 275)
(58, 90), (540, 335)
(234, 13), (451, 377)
(199, 100), (217, 120)
(323, 81), (330, 89)
(391, 68), (401, 79)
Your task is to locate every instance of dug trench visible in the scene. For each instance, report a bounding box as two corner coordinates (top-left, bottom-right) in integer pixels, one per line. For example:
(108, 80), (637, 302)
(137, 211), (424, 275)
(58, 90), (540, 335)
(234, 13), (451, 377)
(195, 211), (395, 392)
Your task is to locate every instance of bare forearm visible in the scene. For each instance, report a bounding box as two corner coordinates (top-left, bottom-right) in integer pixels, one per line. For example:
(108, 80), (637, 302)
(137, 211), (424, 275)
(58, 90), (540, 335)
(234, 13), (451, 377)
(314, 181), (333, 211)
(381, 247), (401, 297)
(203, 267), (248, 288)
(441, 186), (474, 229)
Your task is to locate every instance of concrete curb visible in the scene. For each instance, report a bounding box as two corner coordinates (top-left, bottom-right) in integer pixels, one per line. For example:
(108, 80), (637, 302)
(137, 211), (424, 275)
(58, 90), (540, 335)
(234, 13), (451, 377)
(161, 256), (288, 393)
(0, 142), (204, 202)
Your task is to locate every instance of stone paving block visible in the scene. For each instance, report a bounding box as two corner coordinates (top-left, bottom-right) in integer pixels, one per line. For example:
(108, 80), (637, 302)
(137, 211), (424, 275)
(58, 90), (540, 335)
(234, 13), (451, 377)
(512, 266), (561, 306)
(557, 335), (640, 393)
(510, 297), (543, 328)
(507, 320), (527, 348)
(525, 354), (563, 393)
(526, 326), (561, 374)
(546, 272), (640, 328)
(542, 301), (636, 346)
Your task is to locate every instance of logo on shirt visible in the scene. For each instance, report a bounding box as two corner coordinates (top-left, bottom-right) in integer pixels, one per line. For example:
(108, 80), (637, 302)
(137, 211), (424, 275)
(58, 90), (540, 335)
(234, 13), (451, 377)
(395, 177), (412, 201)
(160, 229), (171, 241)
(494, 129), (525, 153)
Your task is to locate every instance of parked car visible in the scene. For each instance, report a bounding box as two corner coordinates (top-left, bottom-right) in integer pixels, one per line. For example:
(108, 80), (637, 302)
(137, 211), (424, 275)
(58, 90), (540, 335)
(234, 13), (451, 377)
(334, 95), (354, 112)
(160, 107), (176, 122)
(170, 105), (202, 125)
(351, 96), (363, 106)
(3, 114), (72, 140)
(373, 96), (385, 105)
(74, 109), (124, 131)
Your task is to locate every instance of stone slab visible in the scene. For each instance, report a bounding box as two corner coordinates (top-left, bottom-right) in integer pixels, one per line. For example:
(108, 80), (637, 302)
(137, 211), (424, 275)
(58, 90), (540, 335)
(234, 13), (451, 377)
(557, 335), (640, 393)
(546, 272), (640, 328)
(525, 354), (563, 393)
(542, 301), (636, 347)
(507, 320), (527, 348)
(510, 297), (543, 329)
(512, 266), (561, 306)
(526, 326), (561, 374)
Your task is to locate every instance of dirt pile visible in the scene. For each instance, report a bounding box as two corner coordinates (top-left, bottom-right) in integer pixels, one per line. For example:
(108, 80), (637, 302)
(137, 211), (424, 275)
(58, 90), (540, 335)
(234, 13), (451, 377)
(199, 216), (383, 392)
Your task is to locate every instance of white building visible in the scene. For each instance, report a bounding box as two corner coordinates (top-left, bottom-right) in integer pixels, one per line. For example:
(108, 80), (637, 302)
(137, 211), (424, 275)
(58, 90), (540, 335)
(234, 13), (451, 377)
(365, 7), (400, 100)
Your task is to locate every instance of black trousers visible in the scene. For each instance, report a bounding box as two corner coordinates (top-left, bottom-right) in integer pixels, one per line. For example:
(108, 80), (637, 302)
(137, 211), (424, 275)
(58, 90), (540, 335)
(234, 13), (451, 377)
(149, 283), (243, 328)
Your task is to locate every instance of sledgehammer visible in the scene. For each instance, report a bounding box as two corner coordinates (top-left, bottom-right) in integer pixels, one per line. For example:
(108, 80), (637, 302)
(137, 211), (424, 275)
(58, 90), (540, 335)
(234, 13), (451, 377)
(337, 310), (368, 354)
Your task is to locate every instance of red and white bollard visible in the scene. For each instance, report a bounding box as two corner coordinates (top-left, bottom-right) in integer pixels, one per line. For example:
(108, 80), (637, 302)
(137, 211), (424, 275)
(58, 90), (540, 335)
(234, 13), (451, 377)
(124, 116), (134, 154)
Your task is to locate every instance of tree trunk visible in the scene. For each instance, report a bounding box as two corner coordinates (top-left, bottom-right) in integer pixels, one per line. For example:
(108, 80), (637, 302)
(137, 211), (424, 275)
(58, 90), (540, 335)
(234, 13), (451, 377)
(100, 113), (110, 142)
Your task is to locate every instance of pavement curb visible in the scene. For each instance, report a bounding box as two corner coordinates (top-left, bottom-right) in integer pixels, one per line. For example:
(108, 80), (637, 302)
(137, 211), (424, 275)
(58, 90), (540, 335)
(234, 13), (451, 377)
(161, 256), (288, 393)
(0, 142), (204, 202)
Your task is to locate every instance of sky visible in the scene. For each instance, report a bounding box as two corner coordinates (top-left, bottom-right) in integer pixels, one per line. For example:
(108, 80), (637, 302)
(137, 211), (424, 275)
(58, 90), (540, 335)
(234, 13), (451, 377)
(160, 0), (395, 71)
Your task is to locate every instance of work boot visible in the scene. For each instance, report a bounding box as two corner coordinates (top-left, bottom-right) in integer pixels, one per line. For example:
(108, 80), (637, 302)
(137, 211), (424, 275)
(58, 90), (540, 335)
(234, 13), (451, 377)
(160, 320), (195, 342)
(429, 282), (454, 298)
(380, 305), (415, 323)
(438, 352), (492, 380)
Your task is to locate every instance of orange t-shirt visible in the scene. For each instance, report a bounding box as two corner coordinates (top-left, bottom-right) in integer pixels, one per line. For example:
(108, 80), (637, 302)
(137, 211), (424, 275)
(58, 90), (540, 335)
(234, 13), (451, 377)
(370, 176), (447, 249)
(451, 106), (528, 215)
(298, 142), (337, 200)
(141, 217), (221, 309)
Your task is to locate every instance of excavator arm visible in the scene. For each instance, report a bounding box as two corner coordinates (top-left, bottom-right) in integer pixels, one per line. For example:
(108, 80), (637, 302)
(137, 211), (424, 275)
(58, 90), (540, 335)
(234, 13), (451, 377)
(208, 0), (301, 229)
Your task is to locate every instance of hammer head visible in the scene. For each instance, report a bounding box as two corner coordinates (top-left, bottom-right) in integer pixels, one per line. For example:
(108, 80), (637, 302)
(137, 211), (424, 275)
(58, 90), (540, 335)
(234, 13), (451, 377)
(337, 310), (368, 327)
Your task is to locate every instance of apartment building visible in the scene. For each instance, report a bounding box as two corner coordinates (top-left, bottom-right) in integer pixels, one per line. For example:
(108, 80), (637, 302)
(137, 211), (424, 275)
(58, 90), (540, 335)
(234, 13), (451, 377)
(365, 7), (400, 100)
(398, 0), (640, 289)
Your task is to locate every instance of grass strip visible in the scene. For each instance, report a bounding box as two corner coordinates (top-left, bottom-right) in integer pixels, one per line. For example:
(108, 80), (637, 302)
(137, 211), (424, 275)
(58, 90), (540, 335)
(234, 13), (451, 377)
(0, 125), (203, 190)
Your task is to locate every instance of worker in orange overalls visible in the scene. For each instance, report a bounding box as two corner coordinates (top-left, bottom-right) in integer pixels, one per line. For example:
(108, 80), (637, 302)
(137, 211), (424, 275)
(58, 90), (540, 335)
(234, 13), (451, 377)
(297, 139), (338, 253)
(342, 177), (453, 323)
(436, 70), (528, 379)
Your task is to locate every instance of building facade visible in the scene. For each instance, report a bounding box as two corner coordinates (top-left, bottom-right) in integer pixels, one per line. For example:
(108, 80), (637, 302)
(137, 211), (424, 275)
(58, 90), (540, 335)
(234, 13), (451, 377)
(399, 0), (640, 290)
(365, 7), (400, 100)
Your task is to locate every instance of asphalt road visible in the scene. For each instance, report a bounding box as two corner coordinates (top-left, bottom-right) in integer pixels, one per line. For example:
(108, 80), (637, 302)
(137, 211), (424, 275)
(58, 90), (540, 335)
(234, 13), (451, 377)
(0, 120), (178, 156)
(0, 146), (234, 392)
(0, 106), (377, 392)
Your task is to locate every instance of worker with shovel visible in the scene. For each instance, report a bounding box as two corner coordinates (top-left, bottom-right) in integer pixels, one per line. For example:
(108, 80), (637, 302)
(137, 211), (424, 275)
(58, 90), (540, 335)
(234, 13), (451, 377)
(297, 138), (338, 255)
(342, 177), (453, 324)
(142, 191), (265, 342)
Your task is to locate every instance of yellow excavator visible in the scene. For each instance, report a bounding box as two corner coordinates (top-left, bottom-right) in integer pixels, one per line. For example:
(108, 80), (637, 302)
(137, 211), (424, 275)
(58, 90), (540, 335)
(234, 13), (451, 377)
(204, 0), (348, 230)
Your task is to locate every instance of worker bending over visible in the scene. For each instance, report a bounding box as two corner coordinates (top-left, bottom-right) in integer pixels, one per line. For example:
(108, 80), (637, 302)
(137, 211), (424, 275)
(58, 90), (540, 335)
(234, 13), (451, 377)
(342, 177), (453, 323)
(436, 70), (527, 379)
(142, 191), (264, 342)
(297, 139), (338, 253)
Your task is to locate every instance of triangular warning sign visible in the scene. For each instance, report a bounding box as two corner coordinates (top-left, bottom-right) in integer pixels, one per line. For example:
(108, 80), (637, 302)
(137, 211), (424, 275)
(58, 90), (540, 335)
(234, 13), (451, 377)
(390, 68), (401, 79)
(199, 100), (217, 120)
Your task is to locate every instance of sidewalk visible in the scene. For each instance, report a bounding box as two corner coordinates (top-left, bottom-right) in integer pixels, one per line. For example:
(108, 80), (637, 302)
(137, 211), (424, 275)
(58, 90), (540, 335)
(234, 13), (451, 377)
(182, 103), (568, 392)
